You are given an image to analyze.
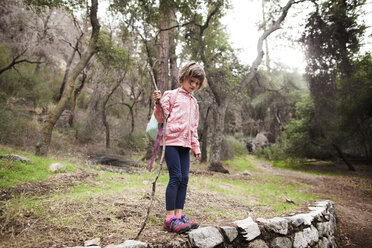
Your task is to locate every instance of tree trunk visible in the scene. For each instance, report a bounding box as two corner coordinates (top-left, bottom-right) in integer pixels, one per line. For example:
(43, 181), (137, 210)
(124, 103), (135, 135)
(78, 82), (101, 143)
(58, 36), (82, 101)
(69, 71), (87, 126)
(200, 106), (211, 163)
(209, 104), (229, 173)
(102, 76), (124, 149)
(261, 0), (270, 71)
(157, 0), (170, 91)
(169, 10), (179, 90)
(35, 0), (100, 156)
(332, 143), (356, 171)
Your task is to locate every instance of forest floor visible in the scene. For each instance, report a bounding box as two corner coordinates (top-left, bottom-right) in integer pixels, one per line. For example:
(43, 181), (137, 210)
(0, 150), (371, 248)
(253, 159), (372, 248)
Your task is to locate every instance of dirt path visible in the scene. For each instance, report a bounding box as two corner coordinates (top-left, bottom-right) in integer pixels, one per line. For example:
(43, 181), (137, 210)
(254, 159), (372, 248)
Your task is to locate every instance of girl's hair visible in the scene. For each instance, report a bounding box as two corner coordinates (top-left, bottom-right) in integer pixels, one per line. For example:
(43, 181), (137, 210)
(178, 61), (208, 90)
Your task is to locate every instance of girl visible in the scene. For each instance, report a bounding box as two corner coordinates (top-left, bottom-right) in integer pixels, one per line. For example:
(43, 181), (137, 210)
(152, 61), (207, 234)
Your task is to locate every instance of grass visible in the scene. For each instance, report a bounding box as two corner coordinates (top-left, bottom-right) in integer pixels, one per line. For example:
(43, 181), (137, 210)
(0, 147), (321, 247)
(223, 155), (259, 172)
(271, 159), (341, 176)
(0, 151), (76, 188)
(191, 172), (317, 216)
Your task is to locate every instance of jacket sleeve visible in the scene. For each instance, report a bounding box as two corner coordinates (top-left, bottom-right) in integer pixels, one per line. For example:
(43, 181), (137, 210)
(154, 90), (171, 123)
(191, 102), (201, 155)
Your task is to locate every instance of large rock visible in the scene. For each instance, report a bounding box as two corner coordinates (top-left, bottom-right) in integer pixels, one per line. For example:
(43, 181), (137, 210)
(234, 217), (261, 241)
(271, 237), (292, 248)
(66, 246), (100, 248)
(167, 237), (189, 248)
(253, 132), (270, 148)
(293, 225), (319, 248)
(286, 213), (314, 227)
(257, 217), (288, 235)
(105, 240), (147, 248)
(247, 239), (268, 248)
(0, 154), (30, 164)
(317, 221), (333, 238)
(220, 226), (238, 243)
(188, 227), (224, 248)
(49, 162), (66, 172)
(85, 238), (101, 246)
(189, 226), (223, 248)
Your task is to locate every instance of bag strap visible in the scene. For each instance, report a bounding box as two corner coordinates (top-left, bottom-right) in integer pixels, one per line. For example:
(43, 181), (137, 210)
(148, 88), (180, 172)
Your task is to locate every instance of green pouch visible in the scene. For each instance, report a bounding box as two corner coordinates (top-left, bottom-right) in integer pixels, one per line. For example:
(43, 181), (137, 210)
(146, 113), (160, 141)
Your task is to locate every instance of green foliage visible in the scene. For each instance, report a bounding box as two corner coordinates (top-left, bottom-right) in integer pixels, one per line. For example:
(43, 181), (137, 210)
(256, 94), (330, 161)
(336, 54), (372, 157)
(0, 44), (62, 108)
(118, 131), (147, 152)
(76, 91), (89, 110)
(0, 105), (29, 146)
(220, 135), (247, 160)
(299, 0), (369, 160)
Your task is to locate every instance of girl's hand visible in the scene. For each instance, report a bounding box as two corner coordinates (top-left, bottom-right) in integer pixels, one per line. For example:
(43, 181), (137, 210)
(153, 90), (162, 102)
(195, 153), (201, 160)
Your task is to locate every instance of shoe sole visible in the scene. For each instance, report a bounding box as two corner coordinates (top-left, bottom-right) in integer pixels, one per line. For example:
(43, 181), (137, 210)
(163, 224), (191, 234)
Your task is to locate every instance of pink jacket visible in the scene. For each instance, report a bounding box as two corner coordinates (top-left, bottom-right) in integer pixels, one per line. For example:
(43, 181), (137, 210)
(154, 87), (200, 155)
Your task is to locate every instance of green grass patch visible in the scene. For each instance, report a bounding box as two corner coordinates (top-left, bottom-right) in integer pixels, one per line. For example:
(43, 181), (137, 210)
(50, 169), (169, 202)
(191, 173), (318, 216)
(272, 159), (340, 176)
(0, 154), (76, 188)
(223, 155), (259, 172)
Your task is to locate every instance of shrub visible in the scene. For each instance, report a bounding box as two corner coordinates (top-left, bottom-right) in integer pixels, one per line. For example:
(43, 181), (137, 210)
(221, 135), (247, 160)
(0, 105), (30, 146)
(119, 131), (147, 152)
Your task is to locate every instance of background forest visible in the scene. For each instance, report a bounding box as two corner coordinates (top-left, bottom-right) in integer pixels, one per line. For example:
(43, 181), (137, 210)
(0, 0), (371, 171)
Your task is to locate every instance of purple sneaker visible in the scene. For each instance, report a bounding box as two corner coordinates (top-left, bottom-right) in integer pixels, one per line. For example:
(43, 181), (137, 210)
(180, 215), (199, 229)
(163, 217), (192, 234)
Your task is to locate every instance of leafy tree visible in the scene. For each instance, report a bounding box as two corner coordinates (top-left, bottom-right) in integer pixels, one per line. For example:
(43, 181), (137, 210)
(34, 0), (101, 156)
(300, 0), (367, 169)
(337, 54), (372, 160)
(188, 0), (304, 172)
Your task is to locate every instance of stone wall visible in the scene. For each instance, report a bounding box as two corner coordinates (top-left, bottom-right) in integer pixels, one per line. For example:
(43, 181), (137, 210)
(68, 200), (337, 248)
(187, 200), (337, 248)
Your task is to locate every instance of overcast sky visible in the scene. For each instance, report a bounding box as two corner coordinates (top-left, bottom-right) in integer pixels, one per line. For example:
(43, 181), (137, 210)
(99, 0), (372, 72)
(221, 0), (372, 72)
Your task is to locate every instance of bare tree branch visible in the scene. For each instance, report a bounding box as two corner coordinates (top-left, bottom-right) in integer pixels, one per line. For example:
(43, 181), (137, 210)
(0, 49), (42, 75)
(240, 0), (297, 90)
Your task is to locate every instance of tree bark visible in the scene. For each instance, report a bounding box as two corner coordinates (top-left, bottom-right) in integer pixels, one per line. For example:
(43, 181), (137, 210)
(69, 71), (87, 126)
(209, 104), (229, 173)
(58, 35), (83, 101)
(200, 106), (211, 163)
(240, 0), (296, 90)
(261, 0), (270, 71)
(157, 0), (170, 91)
(169, 9), (179, 90)
(35, 0), (100, 156)
(102, 74), (125, 149)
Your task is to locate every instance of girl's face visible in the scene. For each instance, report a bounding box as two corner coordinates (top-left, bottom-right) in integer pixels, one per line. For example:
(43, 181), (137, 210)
(181, 77), (201, 93)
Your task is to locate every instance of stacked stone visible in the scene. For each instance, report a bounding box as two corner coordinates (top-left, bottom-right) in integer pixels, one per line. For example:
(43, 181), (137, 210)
(66, 200), (337, 248)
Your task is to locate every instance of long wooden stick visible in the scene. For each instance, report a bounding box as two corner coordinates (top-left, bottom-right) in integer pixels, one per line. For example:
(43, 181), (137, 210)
(135, 70), (167, 240)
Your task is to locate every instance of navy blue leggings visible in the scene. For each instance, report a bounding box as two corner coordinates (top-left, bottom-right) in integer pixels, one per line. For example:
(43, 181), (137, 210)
(164, 146), (190, 211)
